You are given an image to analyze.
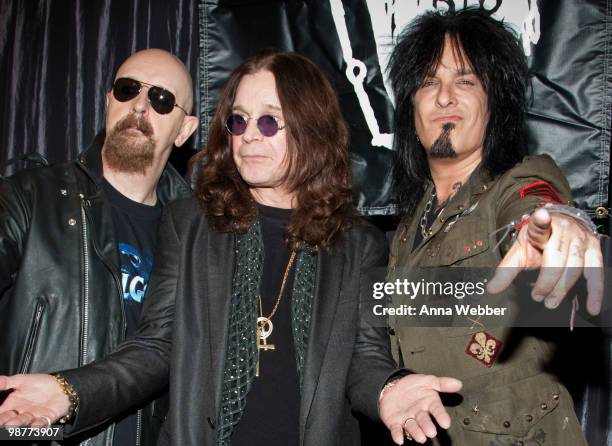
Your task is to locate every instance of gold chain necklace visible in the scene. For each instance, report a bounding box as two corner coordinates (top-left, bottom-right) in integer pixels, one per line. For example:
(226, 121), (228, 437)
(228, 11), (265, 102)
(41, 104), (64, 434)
(256, 250), (297, 376)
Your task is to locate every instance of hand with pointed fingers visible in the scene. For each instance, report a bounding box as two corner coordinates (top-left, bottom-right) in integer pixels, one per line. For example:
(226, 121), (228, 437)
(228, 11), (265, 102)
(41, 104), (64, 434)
(488, 208), (604, 315)
(379, 374), (462, 444)
(0, 374), (69, 427)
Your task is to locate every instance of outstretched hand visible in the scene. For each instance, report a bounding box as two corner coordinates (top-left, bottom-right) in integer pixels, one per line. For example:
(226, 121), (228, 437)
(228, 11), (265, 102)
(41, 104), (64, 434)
(379, 374), (462, 444)
(0, 374), (69, 427)
(488, 208), (604, 315)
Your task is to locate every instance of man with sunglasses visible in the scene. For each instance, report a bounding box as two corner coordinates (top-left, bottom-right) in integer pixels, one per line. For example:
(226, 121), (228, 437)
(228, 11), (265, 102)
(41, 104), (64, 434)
(0, 48), (198, 445)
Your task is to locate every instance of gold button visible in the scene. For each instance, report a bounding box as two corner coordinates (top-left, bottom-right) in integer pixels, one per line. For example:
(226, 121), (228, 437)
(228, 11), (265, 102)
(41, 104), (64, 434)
(525, 414), (533, 422)
(503, 421), (511, 428)
(595, 207), (608, 217)
(68, 218), (77, 226)
(552, 393), (559, 400)
(540, 403), (548, 410)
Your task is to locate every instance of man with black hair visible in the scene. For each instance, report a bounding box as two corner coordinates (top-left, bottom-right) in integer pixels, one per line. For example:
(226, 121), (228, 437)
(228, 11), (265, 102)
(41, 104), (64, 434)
(385, 8), (601, 445)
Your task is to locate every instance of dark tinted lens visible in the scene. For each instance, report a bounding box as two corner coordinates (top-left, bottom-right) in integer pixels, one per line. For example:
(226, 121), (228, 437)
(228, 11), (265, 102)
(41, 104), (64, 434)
(257, 115), (280, 137)
(226, 115), (248, 135)
(148, 87), (175, 114)
(113, 78), (141, 102)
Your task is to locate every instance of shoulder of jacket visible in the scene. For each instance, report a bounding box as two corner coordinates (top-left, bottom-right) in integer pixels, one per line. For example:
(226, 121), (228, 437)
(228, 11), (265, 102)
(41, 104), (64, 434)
(504, 154), (562, 178)
(3, 160), (83, 192)
(340, 220), (387, 255)
(164, 196), (207, 225)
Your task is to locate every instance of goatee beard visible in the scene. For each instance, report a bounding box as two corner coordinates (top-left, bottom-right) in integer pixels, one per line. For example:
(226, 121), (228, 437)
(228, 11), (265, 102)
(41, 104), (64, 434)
(103, 114), (156, 174)
(429, 123), (457, 159)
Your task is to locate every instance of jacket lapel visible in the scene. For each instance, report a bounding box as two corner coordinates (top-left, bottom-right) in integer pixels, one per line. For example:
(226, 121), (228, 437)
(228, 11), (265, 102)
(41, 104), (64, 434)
(205, 228), (235, 415)
(299, 248), (344, 442)
(84, 194), (120, 286)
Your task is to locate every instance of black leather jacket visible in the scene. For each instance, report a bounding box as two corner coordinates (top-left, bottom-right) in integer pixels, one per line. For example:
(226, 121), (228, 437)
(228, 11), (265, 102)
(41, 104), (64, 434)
(0, 132), (192, 445)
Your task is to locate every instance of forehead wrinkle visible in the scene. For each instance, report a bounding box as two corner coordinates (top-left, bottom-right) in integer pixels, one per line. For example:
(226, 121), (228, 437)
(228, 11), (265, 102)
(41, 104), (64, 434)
(231, 103), (282, 114)
(433, 63), (475, 76)
(124, 76), (175, 93)
(423, 37), (477, 83)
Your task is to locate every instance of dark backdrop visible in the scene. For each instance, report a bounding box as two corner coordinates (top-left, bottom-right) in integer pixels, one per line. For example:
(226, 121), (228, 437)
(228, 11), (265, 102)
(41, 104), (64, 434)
(0, 0), (201, 175)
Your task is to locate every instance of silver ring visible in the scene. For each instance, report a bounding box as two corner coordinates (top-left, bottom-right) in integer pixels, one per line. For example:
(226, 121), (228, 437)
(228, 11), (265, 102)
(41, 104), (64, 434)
(40, 416), (52, 427)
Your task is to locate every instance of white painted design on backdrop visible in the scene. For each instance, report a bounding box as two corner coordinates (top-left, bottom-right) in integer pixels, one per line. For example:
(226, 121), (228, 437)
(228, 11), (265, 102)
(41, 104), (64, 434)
(330, 0), (540, 150)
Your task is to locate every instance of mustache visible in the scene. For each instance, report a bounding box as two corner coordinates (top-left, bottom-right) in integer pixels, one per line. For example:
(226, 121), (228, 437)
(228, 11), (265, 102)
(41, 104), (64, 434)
(113, 114), (154, 137)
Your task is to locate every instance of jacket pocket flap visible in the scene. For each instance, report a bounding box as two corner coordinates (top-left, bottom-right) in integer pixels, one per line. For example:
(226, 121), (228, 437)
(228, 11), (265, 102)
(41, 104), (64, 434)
(456, 373), (561, 437)
(419, 217), (490, 267)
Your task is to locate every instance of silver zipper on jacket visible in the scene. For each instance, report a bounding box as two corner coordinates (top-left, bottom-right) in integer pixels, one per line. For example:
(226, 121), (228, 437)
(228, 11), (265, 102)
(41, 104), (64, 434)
(80, 203), (90, 366)
(136, 409), (142, 446)
(78, 203), (92, 446)
(19, 301), (46, 373)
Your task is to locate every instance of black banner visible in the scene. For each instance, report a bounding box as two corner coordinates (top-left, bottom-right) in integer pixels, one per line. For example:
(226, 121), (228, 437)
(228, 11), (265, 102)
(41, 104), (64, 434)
(199, 0), (612, 222)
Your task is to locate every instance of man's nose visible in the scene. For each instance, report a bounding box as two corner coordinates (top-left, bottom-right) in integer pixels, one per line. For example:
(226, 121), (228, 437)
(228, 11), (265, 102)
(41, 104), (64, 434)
(242, 118), (263, 143)
(132, 88), (151, 114)
(435, 82), (457, 108)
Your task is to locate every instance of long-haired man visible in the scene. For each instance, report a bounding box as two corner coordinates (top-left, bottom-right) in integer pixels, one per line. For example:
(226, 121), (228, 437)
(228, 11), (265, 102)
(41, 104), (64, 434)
(386, 8), (600, 445)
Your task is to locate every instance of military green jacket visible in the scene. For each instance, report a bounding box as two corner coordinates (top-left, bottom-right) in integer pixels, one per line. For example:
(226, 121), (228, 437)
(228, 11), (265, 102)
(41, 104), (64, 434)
(387, 155), (586, 445)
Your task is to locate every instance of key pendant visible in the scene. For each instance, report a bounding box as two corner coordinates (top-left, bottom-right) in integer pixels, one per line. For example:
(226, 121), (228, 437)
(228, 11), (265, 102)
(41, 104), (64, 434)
(256, 317), (275, 377)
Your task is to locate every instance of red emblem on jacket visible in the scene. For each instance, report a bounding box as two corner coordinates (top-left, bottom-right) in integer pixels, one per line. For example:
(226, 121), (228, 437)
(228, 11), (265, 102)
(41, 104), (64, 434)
(465, 331), (503, 367)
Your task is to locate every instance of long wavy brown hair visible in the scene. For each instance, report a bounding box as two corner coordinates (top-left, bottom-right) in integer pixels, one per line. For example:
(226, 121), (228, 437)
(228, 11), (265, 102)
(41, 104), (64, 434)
(191, 50), (357, 252)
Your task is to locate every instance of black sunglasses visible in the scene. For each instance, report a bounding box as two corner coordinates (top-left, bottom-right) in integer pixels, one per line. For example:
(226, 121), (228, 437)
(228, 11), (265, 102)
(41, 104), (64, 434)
(225, 114), (285, 137)
(112, 77), (188, 115)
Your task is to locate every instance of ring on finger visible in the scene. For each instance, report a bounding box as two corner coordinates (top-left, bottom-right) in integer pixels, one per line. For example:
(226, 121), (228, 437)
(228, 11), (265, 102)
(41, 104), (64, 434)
(403, 417), (416, 440)
(403, 417), (417, 429)
(40, 416), (52, 427)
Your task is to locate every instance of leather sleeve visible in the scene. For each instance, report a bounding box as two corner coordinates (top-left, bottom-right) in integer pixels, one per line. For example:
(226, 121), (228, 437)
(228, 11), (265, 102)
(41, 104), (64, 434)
(61, 205), (180, 435)
(0, 177), (29, 297)
(346, 226), (401, 422)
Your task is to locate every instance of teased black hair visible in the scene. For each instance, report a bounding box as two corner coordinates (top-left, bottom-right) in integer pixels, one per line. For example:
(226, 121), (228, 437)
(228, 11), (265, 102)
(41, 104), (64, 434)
(389, 7), (529, 213)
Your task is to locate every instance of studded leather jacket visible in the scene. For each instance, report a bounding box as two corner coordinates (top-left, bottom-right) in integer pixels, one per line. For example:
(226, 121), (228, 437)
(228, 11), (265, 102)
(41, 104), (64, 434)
(0, 132), (191, 445)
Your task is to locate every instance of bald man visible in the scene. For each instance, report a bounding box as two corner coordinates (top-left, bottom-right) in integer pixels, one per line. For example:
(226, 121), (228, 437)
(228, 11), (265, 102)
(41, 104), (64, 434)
(0, 49), (198, 445)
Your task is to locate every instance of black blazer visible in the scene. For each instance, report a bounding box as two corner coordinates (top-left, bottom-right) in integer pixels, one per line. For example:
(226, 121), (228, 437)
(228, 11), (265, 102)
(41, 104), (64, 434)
(63, 197), (396, 446)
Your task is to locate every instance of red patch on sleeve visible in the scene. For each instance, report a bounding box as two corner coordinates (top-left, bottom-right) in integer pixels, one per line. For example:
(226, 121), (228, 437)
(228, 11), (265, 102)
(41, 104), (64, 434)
(519, 181), (563, 205)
